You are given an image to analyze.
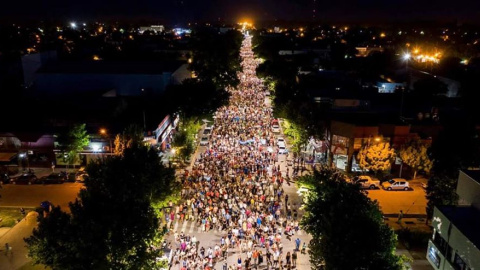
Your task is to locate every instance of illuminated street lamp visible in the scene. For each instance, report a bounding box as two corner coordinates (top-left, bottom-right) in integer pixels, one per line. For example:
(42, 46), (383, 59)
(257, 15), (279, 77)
(401, 52), (411, 119)
(99, 128), (112, 153)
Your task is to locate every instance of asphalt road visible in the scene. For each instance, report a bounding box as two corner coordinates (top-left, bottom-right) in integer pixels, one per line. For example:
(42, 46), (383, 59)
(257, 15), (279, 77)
(0, 183), (83, 211)
(366, 182), (427, 216)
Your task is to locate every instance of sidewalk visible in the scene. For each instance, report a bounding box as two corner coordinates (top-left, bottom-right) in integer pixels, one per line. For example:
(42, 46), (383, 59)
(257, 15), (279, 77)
(0, 211), (39, 270)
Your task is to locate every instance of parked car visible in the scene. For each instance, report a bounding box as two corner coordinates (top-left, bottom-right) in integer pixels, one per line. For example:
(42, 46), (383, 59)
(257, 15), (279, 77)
(277, 137), (285, 146)
(38, 173), (66, 184)
(382, 178), (410, 191)
(11, 173), (37, 185)
(353, 175), (380, 189)
(1, 173), (11, 184)
(203, 126), (212, 136)
(200, 136), (209, 146)
(272, 124), (280, 133)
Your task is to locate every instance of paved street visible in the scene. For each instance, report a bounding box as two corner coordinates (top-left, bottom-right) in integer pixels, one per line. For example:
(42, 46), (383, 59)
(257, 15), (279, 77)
(164, 34), (312, 270)
(367, 182), (427, 216)
(0, 183), (83, 211)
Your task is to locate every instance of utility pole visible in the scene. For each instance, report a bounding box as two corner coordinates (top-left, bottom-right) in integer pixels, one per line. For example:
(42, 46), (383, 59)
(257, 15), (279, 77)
(401, 53), (411, 119)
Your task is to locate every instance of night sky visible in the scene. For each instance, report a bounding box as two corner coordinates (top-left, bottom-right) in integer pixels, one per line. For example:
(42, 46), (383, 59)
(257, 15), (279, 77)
(1, 0), (480, 24)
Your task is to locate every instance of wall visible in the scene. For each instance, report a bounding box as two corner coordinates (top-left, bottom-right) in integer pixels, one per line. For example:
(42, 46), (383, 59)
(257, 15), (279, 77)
(457, 171), (480, 208)
(430, 207), (480, 270)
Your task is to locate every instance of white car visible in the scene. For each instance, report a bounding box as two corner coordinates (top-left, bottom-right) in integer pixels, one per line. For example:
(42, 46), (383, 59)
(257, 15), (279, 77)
(353, 175), (380, 189)
(296, 186), (311, 196)
(272, 124), (280, 133)
(200, 136), (209, 146)
(277, 137), (285, 146)
(382, 178), (410, 191)
(278, 144), (288, 155)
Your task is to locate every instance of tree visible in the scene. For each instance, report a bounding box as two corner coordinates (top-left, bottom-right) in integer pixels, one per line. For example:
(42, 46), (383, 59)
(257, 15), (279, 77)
(178, 140), (194, 163)
(426, 174), (459, 220)
(113, 134), (125, 156)
(57, 124), (90, 169)
(399, 139), (433, 179)
(357, 140), (396, 177)
(112, 124), (145, 156)
(299, 166), (404, 270)
(190, 28), (242, 89)
(25, 145), (177, 269)
(425, 115), (480, 219)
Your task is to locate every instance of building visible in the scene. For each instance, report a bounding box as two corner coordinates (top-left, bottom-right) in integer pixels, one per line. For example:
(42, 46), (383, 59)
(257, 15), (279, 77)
(139, 25), (164, 34)
(427, 170), (480, 270)
(326, 114), (415, 172)
(355, 46), (384, 57)
(0, 132), (56, 171)
(33, 61), (192, 96)
(376, 81), (405, 93)
(153, 114), (179, 150)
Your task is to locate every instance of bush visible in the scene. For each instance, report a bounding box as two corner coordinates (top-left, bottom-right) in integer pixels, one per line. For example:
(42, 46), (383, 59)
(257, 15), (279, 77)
(396, 228), (431, 250)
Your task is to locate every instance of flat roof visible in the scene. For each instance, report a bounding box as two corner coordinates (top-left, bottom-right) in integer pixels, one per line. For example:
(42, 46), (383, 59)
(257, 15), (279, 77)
(462, 170), (480, 185)
(437, 205), (480, 249)
(331, 112), (407, 126)
(38, 60), (186, 75)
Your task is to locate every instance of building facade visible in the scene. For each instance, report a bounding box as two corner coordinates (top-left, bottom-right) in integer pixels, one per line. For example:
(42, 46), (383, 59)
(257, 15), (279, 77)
(427, 170), (480, 270)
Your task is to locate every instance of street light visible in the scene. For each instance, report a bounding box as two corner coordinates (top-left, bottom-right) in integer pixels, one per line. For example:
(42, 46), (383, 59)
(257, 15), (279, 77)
(401, 52), (411, 119)
(99, 128), (112, 153)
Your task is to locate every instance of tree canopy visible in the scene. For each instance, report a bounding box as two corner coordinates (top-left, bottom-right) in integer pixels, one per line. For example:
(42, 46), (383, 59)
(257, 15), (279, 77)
(399, 138), (433, 179)
(57, 123), (90, 168)
(299, 166), (404, 270)
(357, 140), (396, 177)
(25, 145), (178, 270)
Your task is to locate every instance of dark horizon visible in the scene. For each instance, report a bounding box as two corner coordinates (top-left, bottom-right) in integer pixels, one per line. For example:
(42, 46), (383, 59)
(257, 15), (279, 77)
(1, 0), (480, 26)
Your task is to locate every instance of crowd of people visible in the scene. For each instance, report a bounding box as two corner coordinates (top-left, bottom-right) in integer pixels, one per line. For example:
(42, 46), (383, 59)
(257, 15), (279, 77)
(167, 35), (307, 270)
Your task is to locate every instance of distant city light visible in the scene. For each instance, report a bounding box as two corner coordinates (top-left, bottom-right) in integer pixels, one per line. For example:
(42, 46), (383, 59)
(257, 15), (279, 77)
(70, 22), (77, 29)
(403, 53), (411, 61)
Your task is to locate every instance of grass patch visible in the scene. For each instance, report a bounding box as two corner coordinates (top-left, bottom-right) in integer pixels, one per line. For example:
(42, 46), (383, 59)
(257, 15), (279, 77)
(0, 207), (34, 227)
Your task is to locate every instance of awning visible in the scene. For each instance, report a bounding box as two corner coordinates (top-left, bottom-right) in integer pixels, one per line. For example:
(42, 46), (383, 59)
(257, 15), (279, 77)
(0, 152), (18, 162)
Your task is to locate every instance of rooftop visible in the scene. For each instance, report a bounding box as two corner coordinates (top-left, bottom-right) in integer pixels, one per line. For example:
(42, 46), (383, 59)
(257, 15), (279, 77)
(463, 170), (480, 185)
(37, 60), (186, 75)
(331, 112), (407, 126)
(437, 205), (480, 249)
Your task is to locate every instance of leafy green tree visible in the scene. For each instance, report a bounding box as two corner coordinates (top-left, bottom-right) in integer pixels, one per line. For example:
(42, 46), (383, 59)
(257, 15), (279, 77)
(299, 166), (404, 270)
(426, 174), (459, 220)
(179, 140), (194, 163)
(399, 139), (433, 179)
(357, 140), (396, 177)
(25, 145), (177, 270)
(57, 124), (90, 168)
